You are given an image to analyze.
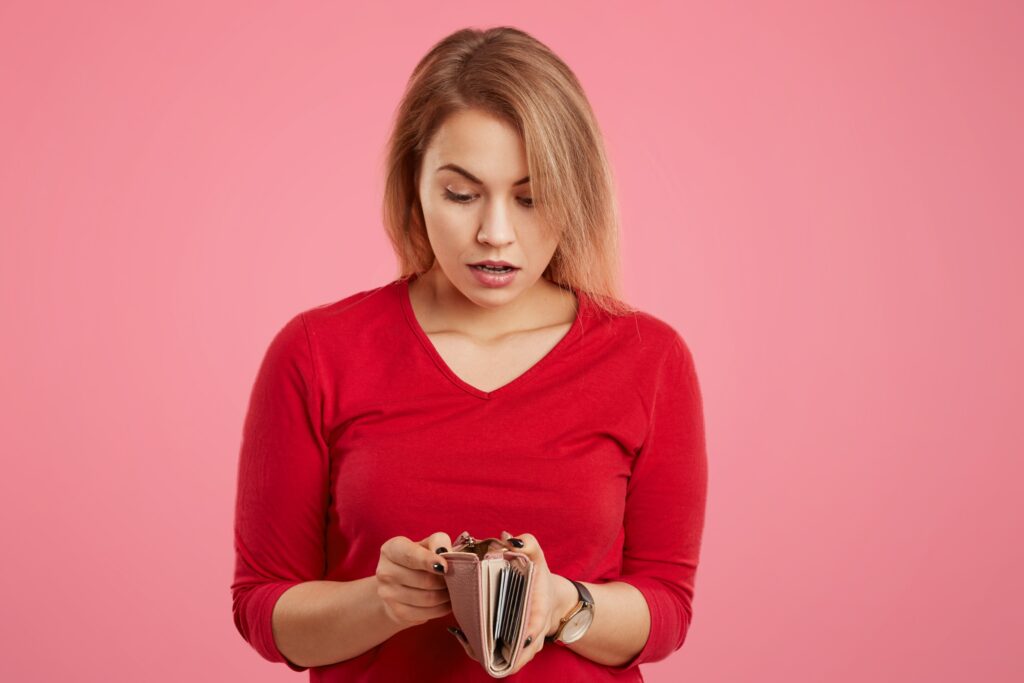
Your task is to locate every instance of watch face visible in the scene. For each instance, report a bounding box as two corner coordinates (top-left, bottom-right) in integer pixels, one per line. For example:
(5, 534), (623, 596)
(560, 607), (595, 643)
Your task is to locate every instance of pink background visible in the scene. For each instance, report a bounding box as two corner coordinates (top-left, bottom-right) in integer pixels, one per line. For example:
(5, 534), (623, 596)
(2, 2), (1021, 681)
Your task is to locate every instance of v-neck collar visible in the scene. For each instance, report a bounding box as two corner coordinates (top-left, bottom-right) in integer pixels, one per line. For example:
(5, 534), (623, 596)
(397, 272), (587, 400)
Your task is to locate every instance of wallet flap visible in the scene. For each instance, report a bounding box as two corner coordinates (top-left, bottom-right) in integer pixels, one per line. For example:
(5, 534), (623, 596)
(441, 553), (486, 665)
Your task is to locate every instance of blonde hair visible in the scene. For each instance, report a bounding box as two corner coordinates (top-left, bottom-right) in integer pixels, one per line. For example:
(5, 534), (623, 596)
(380, 26), (636, 317)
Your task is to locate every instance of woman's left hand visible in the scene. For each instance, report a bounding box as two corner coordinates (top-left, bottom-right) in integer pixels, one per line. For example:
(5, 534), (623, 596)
(497, 530), (572, 676)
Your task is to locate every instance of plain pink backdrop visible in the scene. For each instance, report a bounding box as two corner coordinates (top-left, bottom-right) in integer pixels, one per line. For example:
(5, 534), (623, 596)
(1, 1), (1021, 681)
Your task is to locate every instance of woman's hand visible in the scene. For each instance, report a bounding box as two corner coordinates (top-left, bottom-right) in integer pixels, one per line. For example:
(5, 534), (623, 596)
(375, 532), (454, 630)
(498, 530), (575, 676)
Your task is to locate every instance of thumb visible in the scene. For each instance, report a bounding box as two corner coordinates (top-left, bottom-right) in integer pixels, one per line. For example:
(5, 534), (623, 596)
(447, 626), (478, 661)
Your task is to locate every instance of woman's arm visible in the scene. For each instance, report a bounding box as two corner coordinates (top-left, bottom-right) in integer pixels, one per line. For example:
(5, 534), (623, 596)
(600, 333), (708, 670)
(551, 333), (708, 672)
(232, 312), (338, 671)
(275, 532), (462, 668)
(545, 575), (652, 667)
(522, 333), (705, 673)
(271, 577), (406, 669)
(233, 313), (452, 671)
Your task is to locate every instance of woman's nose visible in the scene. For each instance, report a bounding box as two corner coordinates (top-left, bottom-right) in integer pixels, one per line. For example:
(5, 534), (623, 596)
(478, 206), (516, 245)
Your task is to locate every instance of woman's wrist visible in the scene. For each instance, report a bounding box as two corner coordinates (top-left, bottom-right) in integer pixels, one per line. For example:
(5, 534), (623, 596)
(546, 574), (580, 638)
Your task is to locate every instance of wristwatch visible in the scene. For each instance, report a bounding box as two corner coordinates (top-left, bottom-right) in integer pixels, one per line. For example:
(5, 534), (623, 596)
(545, 579), (595, 646)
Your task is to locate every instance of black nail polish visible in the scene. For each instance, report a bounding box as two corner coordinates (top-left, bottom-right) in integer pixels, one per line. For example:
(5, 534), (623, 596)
(524, 635), (533, 646)
(508, 537), (524, 548)
(448, 626), (467, 643)
(433, 562), (445, 573)
(435, 547), (448, 554)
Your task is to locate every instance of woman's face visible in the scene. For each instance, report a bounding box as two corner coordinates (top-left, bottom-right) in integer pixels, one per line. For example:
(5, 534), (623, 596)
(417, 108), (558, 307)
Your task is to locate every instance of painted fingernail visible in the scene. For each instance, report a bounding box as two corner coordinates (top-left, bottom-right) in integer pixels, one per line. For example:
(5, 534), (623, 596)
(435, 546), (448, 554)
(448, 626), (467, 643)
(433, 562), (445, 573)
(508, 537), (524, 548)
(524, 635), (533, 646)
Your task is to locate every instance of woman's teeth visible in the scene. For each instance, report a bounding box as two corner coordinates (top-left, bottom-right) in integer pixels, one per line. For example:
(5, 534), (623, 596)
(474, 265), (513, 272)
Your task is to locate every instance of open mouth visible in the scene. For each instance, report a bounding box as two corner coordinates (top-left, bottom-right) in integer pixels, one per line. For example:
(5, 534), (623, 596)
(471, 264), (517, 273)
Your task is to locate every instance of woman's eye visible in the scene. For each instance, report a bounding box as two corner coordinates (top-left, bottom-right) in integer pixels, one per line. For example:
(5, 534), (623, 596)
(442, 189), (534, 209)
(443, 189), (474, 204)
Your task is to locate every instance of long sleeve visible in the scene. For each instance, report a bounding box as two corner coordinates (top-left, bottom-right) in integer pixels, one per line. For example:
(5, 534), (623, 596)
(607, 332), (709, 671)
(230, 312), (329, 672)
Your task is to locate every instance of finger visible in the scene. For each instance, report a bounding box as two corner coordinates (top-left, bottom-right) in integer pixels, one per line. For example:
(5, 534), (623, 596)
(380, 581), (452, 609)
(521, 583), (549, 657)
(512, 634), (539, 674)
(419, 531), (454, 557)
(502, 531), (546, 564)
(525, 615), (546, 655)
(447, 626), (477, 660)
(381, 536), (450, 583)
(380, 561), (449, 592)
(420, 531), (454, 574)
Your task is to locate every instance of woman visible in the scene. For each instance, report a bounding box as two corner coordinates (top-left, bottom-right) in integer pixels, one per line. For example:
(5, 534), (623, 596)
(231, 26), (708, 682)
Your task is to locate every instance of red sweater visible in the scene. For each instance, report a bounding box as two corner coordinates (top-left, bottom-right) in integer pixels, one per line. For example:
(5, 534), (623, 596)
(231, 274), (708, 681)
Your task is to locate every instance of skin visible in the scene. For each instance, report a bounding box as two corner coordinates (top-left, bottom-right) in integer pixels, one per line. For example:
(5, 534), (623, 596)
(411, 107), (578, 351)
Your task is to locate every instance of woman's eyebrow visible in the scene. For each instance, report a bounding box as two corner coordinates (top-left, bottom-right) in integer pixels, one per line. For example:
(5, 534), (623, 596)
(436, 163), (530, 187)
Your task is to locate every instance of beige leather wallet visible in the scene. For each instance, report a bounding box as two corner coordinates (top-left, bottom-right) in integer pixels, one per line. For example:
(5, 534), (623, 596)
(439, 531), (536, 678)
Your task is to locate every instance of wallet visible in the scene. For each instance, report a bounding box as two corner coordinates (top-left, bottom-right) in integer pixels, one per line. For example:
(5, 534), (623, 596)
(439, 531), (536, 678)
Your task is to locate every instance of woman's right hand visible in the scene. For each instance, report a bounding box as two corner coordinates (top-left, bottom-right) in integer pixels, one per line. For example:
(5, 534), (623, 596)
(375, 532), (454, 629)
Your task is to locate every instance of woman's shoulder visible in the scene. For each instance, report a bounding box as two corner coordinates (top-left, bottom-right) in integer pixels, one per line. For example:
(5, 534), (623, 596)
(297, 278), (412, 337)
(601, 305), (701, 407)
(267, 279), (404, 354)
(301, 279), (401, 322)
(598, 300), (693, 363)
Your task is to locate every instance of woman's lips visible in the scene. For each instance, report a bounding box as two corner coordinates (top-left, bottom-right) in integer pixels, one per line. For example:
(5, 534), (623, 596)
(468, 264), (519, 287)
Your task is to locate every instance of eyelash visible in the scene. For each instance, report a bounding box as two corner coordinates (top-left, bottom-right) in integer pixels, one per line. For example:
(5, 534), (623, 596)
(443, 189), (534, 209)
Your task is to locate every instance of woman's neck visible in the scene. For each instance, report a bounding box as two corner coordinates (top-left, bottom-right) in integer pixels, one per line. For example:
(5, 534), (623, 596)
(408, 265), (577, 341)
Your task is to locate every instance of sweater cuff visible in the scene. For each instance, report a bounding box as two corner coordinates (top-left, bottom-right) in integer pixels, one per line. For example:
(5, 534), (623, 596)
(234, 581), (309, 672)
(604, 575), (675, 671)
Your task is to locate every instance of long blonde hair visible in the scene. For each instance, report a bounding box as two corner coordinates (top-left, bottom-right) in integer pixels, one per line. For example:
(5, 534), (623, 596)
(380, 26), (636, 317)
